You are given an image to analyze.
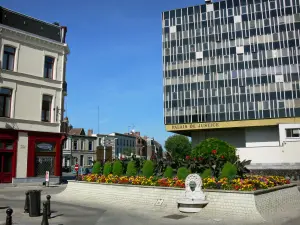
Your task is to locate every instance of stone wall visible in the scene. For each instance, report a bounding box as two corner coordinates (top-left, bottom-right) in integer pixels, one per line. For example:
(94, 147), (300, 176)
(54, 182), (300, 222)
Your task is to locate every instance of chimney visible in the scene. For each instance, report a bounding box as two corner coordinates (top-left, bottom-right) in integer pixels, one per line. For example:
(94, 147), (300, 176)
(88, 129), (93, 136)
(60, 26), (68, 43)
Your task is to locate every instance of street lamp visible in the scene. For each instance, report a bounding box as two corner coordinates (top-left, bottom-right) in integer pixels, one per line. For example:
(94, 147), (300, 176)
(101, 136), (107, 164)
(70, 135), (73, 167)
(113, 138), (118, 159)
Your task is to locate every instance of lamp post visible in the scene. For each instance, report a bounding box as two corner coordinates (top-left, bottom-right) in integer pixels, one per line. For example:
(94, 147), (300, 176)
(113, 138), (118, 159)
(101, 136), (107, 164)
(70, 135), (73, 168)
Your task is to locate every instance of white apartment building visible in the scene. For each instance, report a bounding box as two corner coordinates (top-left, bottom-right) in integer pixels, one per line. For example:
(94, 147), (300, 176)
(62, 128), (97, 169)
(0, 7), (69, 183)
(107, 133), (136, 159)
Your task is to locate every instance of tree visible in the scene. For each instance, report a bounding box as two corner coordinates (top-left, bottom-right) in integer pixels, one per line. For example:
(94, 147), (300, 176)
(164, 135), (191, 160)
(191, 138), (237, 163)
(123, 147), (135, 156)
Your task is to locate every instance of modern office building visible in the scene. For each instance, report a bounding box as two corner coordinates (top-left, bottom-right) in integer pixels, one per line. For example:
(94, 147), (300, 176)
(162, 0), (300, 169)
(0, 6), (69, 183)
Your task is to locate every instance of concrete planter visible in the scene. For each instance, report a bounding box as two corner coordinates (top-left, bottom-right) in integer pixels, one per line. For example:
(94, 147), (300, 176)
(55, 181), (300, 222)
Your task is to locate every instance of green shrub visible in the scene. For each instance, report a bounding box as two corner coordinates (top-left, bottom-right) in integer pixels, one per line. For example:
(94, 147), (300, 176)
(177, 167), (190, 180)
(201, 168), (212, 179)
(112, 160), (123, 176)
(126, 161), (137, 177)
(191, 138), (237, 163)
(103, 162), (112, 176)
(163, 166), (173, 178)
(142, 160), (154, 178)
(91, 161), (102, 174)
(219, 162), (237, 180)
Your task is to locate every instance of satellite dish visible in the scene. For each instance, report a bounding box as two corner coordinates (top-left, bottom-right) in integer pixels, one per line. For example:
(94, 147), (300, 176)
(132, 129), (135, 133)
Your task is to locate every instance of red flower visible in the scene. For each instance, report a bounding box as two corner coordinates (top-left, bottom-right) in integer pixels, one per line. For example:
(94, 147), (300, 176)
(186, 155), (190, 160)
(221, 155), (225, 159)
(211, 149), (217, 154)
(198, 157), (204, 161)
(193, 158), (196, 161)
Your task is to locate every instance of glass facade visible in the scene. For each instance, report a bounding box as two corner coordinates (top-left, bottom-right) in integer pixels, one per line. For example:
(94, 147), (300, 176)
(163, 0), (300, 125)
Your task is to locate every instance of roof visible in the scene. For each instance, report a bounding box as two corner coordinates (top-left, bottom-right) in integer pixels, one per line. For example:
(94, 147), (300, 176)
(0, 6), (67, 43)
(153, 140), (162, 148)
(109, 132), (136, 138)
(68, 128), (85, 136)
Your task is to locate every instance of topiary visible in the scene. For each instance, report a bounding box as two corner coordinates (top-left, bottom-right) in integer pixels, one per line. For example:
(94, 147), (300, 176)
(219, 162), (237, 180)
(112, 160), (123, 176)
(201, 168), (212, 179)
(142, 160), (154, 178)
(126, 161), (137, 177)
(103, 162), (112, 176)
(92, 161), (102, 175)
(191, 138), (237, 163)
(177, 167), (190, 180)
(163, 166), (173, 178)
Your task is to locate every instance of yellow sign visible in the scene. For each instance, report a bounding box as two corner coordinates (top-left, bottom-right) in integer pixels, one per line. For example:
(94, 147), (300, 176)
(165, 117), (300, 132)
(170, 122), (220, 130)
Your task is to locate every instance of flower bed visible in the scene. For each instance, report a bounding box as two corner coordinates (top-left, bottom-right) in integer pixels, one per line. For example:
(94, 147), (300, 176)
(80, 174), (290, 191)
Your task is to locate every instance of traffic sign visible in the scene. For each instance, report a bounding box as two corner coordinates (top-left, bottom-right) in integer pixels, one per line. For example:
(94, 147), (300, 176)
(75, 164), (79, 171)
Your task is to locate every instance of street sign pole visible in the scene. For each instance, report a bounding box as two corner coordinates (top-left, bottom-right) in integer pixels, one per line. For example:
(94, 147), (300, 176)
(75, 164), (79, 181)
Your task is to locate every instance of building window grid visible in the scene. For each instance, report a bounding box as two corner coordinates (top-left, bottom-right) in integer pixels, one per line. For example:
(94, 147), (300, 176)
(163, 1), (300, 124)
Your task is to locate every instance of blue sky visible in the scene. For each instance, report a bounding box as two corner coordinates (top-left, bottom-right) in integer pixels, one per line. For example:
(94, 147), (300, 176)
(2, 0), (203, 146)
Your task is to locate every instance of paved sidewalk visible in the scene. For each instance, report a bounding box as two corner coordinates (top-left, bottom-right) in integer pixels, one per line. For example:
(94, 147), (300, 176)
(0, 185), (66, 201)
(0, 199), (105, 225)
(1, 185), (300, 225)
(1, 198), (300, 225)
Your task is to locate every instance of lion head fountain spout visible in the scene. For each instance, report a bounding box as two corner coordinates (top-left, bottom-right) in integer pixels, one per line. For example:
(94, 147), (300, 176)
(177, 174), (209, 213)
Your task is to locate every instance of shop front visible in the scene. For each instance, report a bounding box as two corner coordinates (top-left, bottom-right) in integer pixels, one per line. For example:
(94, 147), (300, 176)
(0, 131), (17, 183)
(27, 132), (65, 179)
(0, 128), (66, 183)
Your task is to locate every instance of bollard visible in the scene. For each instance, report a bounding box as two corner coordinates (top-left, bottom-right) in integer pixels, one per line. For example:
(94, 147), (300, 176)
(41, 202), (49, 225)
(6, 208), (13, 225)
(24, 191), (29, 213)
(46, 195), (51, 218)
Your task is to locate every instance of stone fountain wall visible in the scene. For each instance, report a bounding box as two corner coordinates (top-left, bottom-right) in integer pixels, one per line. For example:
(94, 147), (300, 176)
(54, 181), (300, 222)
